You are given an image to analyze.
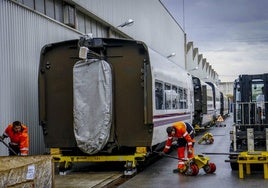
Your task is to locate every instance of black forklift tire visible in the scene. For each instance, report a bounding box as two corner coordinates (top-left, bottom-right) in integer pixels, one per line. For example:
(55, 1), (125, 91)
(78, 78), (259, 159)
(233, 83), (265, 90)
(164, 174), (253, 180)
(230, 162), (238, 171)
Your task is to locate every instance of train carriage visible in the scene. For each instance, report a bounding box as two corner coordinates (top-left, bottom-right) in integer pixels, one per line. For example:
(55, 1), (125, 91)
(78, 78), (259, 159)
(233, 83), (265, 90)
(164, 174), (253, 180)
(206, 82), (221, 121)
(192, 76), (214, 130)
(38, 36), (194, 172)
(220, 92), (230, 118)
(150, 49), (194, 146)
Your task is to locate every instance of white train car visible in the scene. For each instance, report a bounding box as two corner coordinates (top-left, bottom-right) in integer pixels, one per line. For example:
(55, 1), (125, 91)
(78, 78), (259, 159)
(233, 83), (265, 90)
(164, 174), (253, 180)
(206, 82), (221, 120)
(192, 77), (214, 129)
(220, 92), (230, 118)
(150, 49), (194, 146)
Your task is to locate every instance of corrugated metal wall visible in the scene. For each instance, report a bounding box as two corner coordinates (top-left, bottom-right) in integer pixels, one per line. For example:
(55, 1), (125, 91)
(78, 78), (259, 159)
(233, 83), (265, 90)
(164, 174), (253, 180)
(0, 0), (82, 155)
(74, 0), (186, 69)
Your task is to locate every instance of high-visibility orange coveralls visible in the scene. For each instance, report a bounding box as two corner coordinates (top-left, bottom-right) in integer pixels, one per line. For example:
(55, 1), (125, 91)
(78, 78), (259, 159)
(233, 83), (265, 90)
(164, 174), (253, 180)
(163, 121), (195, 171)
(3, 124), (29, 155)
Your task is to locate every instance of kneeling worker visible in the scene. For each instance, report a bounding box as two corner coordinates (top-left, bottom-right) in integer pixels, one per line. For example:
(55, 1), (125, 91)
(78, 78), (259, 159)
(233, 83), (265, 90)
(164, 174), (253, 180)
(162, 121), (195, 173)
(0, 121), (29, 156)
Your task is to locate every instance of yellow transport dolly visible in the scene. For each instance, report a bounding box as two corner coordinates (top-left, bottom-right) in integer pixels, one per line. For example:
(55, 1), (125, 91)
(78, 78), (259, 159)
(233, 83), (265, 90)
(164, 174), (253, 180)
(198, 132), (214, 144)
(155, 152), (216, 176)
(182, 155), (216, 176)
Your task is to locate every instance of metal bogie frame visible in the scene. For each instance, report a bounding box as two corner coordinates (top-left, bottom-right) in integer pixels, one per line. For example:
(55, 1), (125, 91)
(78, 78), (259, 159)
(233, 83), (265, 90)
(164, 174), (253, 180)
(51, 147), (147, 174)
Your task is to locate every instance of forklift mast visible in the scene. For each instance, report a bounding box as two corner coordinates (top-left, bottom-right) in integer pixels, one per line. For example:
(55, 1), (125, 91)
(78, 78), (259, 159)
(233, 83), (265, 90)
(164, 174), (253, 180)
(233, 74), (268, 125)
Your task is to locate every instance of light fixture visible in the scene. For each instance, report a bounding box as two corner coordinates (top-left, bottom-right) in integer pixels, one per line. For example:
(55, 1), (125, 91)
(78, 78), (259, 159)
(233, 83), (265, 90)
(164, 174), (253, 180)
(117, 19), (134, 27)
(167, 53), (176, 58)
(189, 66), (198, 71)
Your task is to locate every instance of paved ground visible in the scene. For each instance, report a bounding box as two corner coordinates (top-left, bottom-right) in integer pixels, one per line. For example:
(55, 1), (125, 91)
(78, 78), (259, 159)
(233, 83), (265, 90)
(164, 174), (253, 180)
(55, 172), (122, 188)
(118, 114), (268, 188)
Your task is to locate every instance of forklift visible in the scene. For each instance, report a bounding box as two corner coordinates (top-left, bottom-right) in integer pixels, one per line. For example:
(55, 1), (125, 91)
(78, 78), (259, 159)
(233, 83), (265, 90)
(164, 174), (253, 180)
(229, 73), (268, 170)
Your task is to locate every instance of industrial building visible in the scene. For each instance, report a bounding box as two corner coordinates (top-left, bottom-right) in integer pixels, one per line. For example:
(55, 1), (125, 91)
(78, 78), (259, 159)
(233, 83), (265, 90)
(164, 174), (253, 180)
(0, 0), (225, 155)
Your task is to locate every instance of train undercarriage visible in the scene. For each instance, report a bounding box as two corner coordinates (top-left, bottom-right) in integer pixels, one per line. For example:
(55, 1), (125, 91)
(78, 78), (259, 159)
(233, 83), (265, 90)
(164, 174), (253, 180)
(50, 146), (162, 176)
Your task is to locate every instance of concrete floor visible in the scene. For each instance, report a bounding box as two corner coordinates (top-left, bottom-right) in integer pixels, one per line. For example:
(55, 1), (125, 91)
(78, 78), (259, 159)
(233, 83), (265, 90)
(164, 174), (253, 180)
(119, 114), (268, 188)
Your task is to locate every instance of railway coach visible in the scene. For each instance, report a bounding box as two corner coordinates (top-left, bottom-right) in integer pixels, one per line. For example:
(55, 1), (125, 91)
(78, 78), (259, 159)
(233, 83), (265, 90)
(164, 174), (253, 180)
(38, 36), (194, 173)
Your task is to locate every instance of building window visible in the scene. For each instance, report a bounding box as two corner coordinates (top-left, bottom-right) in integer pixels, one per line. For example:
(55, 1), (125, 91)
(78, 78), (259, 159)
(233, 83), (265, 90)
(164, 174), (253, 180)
(77, 10), (86, 33)
(85, 19), (92, 34)
(35, 0), (45, 13)
(54, 0), (63, 22)
(63, 3), (76, 28)
(46, 0), (55, 19)
(23, 0), (34, 9)
(13, 0), (123, 37)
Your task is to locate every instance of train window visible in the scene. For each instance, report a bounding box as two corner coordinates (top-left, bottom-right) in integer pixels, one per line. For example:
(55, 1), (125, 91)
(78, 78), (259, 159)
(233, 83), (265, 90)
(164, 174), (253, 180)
(179, 87), (183, 109)
(207, 96), (213, 101)
(184, 89), (188, 109)
(155, 82), (164, 110)
(178, 88), (188, 109)
(172, 86), (179, 109)
(164, 84), (172, 109)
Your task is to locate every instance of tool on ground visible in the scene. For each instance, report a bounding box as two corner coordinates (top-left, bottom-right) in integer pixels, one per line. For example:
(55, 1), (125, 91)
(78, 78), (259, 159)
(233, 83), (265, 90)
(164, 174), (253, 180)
(202, 152), (239, 155)
(153, 151), (186, 160)
(0, 139), (18, 155)
(153, 151), (216, 176)
(198, 132), (214, 144)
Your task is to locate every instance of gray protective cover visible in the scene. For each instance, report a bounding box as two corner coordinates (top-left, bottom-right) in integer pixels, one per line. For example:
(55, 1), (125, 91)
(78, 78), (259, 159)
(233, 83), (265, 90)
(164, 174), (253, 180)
(73, 59), (112, 154)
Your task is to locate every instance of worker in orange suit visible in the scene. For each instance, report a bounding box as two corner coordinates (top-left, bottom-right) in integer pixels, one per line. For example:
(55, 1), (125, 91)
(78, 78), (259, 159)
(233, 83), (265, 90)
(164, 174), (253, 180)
(0, 121), (29, 156)
(162, 121), (195, 173)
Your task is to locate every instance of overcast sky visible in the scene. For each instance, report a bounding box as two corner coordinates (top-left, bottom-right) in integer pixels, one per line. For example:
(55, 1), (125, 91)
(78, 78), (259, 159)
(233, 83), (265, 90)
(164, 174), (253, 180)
(161, 0), (268, 82)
